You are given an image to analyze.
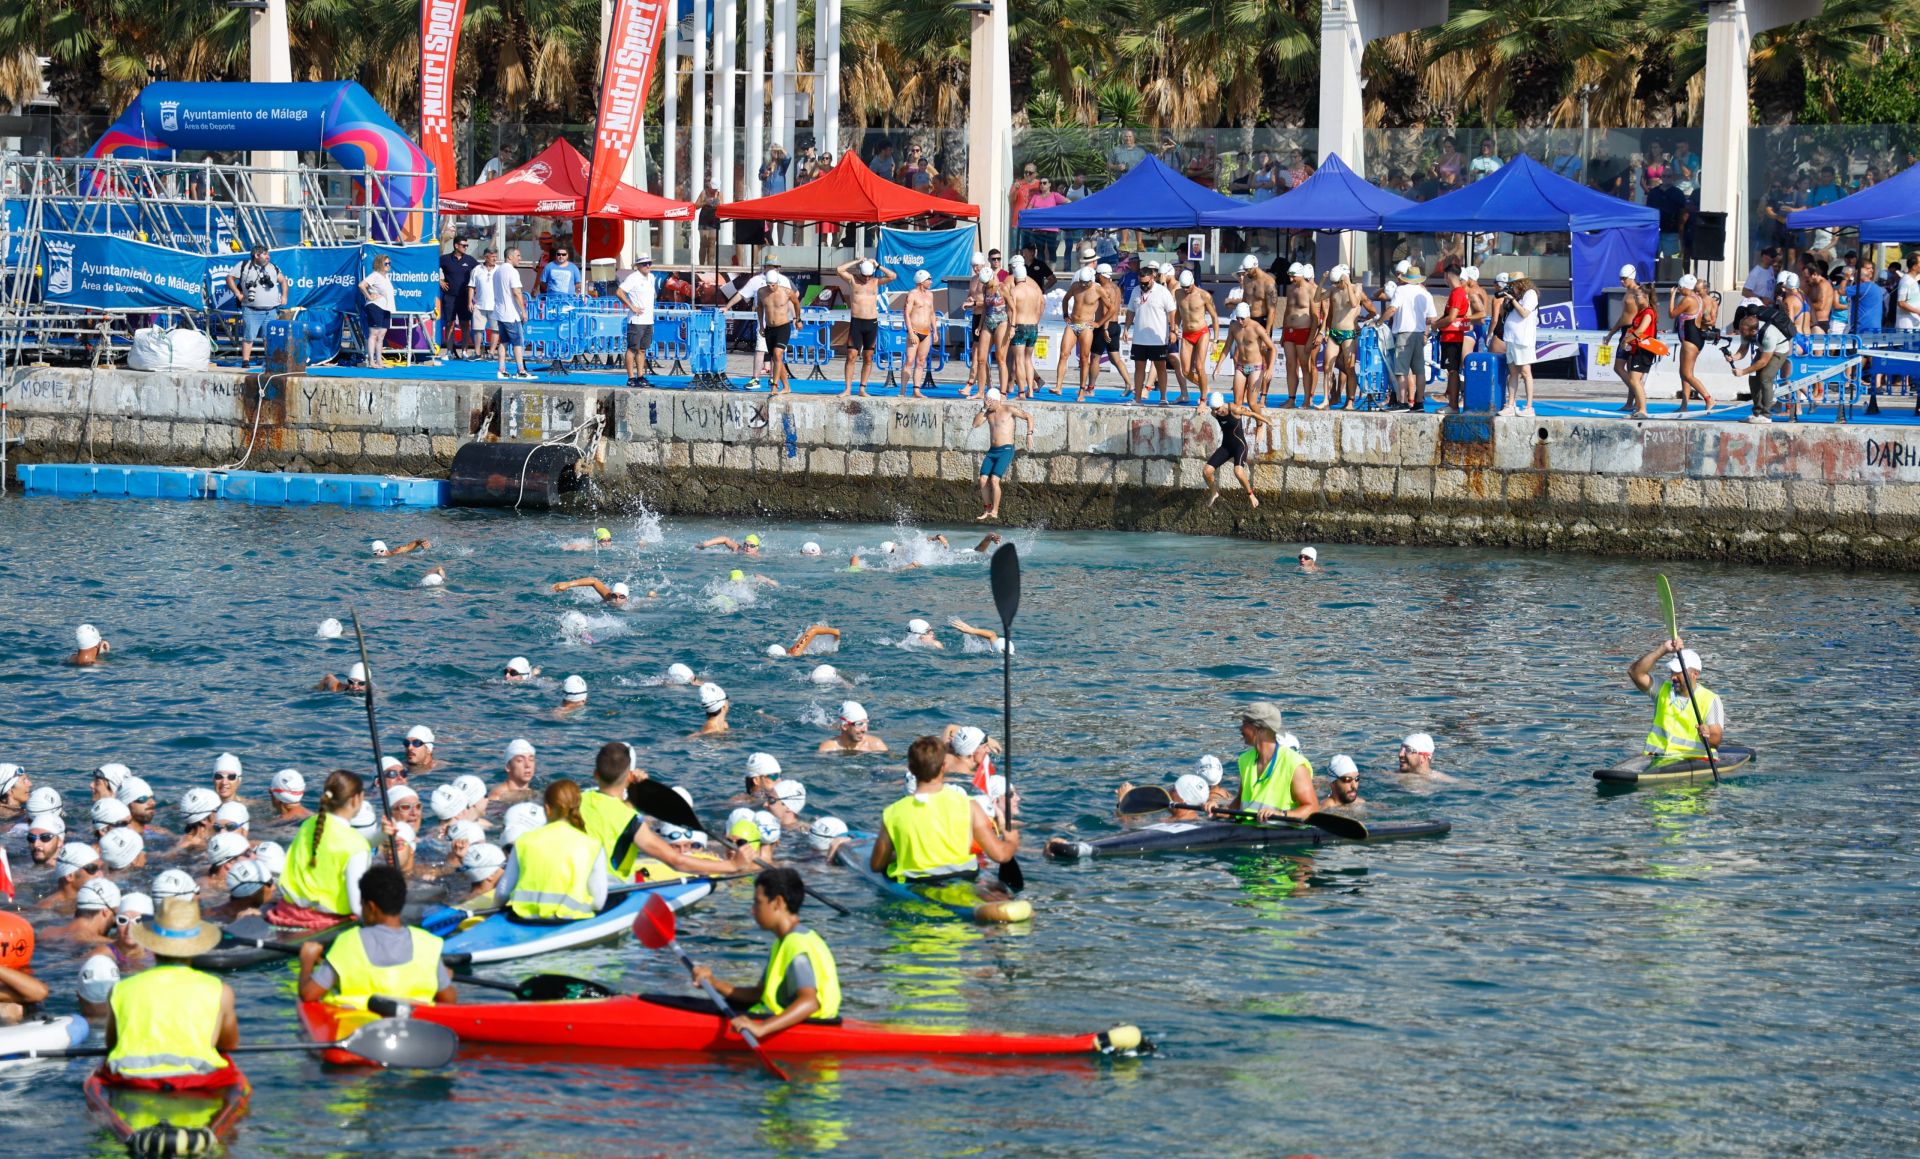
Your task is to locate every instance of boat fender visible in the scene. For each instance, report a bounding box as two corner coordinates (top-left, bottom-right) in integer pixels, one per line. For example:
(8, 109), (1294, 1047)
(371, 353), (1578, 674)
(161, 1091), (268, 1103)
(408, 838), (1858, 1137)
(974, 899), (1034, 923)
(126, 1123), (219, 1159)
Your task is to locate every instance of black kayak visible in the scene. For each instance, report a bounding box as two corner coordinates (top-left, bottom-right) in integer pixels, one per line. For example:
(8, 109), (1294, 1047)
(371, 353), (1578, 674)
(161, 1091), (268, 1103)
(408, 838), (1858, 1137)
(1592, 744), (1757, 787)
(1044, 817), (1450, 860)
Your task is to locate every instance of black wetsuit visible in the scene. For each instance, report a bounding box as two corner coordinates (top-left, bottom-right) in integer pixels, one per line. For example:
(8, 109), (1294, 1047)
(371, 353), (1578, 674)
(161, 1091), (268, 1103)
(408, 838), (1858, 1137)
(1207, 409), (1249, 469)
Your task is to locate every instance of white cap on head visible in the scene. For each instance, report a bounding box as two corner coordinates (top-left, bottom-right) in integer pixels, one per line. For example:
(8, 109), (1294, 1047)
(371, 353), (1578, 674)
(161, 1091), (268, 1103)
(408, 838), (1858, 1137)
(1143, 260), (1160, 272)
(1193, 754), (1223, 786)
(1461, 266), (1480, 282)
(1241, 255), (1260, 271)
(700, 682), (729, 712)
(774, 779), (806, 812)
(747, 752), (782, 779)
(667, 663), (695, 685)
(348, 800), (378, 839)
(1778, 270), (1800, 290)
(94, 762), (130, 791)
(214, 753), (243, 777)
(207, 831), (250, 869)
(252, 841), (286, 876)
(753, 810), (783, 844)
(949, 726), (987, 757)
(914, 269), (932, 284)
(1395, 259), (1411, 275)
(1279, 732), (1300, 751)
(1207, 391), (1227, 409)
(1678, 273), (1698, 289)
(1096, 263), (1113, 277)
(562, 674), (588, 702)
(115, 777), (152, 806)
(1402, 732), (1437, 755)
(213, 801), (250, 829)
(766, 644), (790, 658)
(1330, 265), (1350, 282)
(57, 842), (98, 877)
(809, 664), (840, 686)
(1619, 264), (1637, 280)
(1495, 271), (1511, 285)
(972, 251), (987, 267)
(505, 656), (533, 677)
(1331, 754), (1360, 777)
(76, 623), (102, 650)
(880, 541), (897, 553)
(1012, 264), (1028, 281)
(0, 764), (22, 796)
(348, 662), (367, 683)
(317, 618), (343, 639)
(802, 541), (822, 556)
(225, 857), (274, 898)
(464, 843), (507, 879)
(1075, 267), (1095, 284)
(985, 387), (1003, 401)
(908, 618), (931, 635)
(1666, 649), (1703, 673)
(671, 785), (694, 806)
(28, 785), (62, 816)
(100, 828), (144, 869)
(984, 773), (1007, 800)
(381, 756), (404, 775)
(430, 783), (469, 820)
(152, 868), (200, 899)
(29, 812), (65, 837)
(407, 725), (436, 748)
(270, 769), (305, 802)
(371, 540), (390, 555)
(1298, 264), (1315, 280)
(91, 798), (131, 829)
(76, 877), (122, 913)
(611, 582), (630, 599)
(1299, 546), (1318, 561)
(727, 806), (758, 835)
(808, 815), (849, 851)
(501, 801), (546, 847)
(504, 738), (535, 762)
(79, 954), (122, 1003)
(451, 774), (487, 806)
(859, 259), (875, 276)
(447, 819), (487, 848)
(840, 700), (868, 724)
(119, 891), (154, 920)
(1234, 303), (1251, 320)
(419, 571), (445, 588)
(1178, 270), (1194, 287)
(1173, 774), (1210, 807)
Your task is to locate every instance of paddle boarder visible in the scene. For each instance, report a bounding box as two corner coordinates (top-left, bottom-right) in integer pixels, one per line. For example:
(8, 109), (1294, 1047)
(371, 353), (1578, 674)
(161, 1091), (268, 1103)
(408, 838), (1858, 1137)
(687, 867), (841, 1040)
(1627, 639), (1725, 761)
(297, 865), (457, 1008)
(103, 896), (240, 1084)
(1229, 702), (1319, 822)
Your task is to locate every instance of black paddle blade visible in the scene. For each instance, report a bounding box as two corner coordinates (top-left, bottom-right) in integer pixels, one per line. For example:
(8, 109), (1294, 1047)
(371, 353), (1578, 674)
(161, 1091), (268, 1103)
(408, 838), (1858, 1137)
(989, 543), (1022, 633)
(998, 855), (1025, 892)
(1304, 811), (1369, 841)
(337, 1017), (459, 1069)
(1117, 786), (1174, 815)
(516, 974), (617, 1001)
(625, 778), (702, 833)
(127, 1125), (217, 1159)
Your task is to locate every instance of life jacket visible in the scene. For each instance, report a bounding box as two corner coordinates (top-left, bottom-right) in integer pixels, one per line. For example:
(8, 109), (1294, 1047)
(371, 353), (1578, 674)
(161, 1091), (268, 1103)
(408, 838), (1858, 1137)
(1238, 746), (1313, 812)
(279, 813), (371, 917)
(107, 965), (226, 1078)
(321, 925), (444, 1009)
(1646, 680), (1722, 760)
(880, 790), (974, 881)
(509, 821), (602, 919)
(752, 927), (842, 1020)
(580, 790), (641, 878)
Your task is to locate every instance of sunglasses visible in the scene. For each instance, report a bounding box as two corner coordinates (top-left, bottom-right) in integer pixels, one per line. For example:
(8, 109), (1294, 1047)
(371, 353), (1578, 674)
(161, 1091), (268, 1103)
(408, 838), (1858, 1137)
(405, 739), (429, 748)
(215, 821), (246, 832)
(130, 796), (153, 806)
(213, 773), (240, 782)
(28, 832), (59, 843)
(1335, 775), (1360, 783)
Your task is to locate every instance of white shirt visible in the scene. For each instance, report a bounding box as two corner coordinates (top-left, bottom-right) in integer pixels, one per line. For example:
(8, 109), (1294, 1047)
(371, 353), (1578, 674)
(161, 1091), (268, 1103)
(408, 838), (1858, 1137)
(1130, 283), (1176, 345)
(731, 273), (769, 307)
(1742, 264), (1777, 302)
(1388, 282), (1432, 334)
(1897, 273), (1920, 330)
(618, 270), (657, 325)
(362, 270), (396, 312)
(471, 263), (498, 312)
(1502, 288), (1539, 345)
(492, 264), (526, 323)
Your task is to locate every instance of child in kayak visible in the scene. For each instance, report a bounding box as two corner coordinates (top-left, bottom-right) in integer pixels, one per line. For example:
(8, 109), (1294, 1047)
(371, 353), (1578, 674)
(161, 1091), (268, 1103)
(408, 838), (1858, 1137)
(689, 867), (841, 1041)
(297, 865), (457, 1009)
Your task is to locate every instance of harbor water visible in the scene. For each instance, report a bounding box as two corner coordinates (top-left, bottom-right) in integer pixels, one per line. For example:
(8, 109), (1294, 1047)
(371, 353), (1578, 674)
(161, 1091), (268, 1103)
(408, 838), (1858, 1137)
(1, 497), (1916, 1156)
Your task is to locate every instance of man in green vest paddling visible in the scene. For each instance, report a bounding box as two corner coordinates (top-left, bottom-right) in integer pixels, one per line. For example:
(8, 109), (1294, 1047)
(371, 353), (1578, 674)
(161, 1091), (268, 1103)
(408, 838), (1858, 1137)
(1628, 638), (1725, 761)
(690, 867), (841, 1041)
(1229, 702), (1319, 822)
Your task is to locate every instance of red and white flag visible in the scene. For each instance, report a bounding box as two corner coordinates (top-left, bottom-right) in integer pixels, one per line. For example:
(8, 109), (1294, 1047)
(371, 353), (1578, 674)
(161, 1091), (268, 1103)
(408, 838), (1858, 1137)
(0, 846), (14, 902)
(419, 0), (469, 186)
(586, 0), (669, 217)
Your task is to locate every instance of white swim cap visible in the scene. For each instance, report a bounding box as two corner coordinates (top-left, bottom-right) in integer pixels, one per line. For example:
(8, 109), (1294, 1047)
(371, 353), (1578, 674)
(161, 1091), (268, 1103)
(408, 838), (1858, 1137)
(667, 663), (695, 684)
(464, 843), (507, 879)
(859, 259), (875, 276)
(972, 251), (987, 266)
(611, 582), (630, 599)
(28, 785), (62, 817)
(1495, 271), (1511, 285)
(447, 819), (487, 848)
(671, 785), (694, 806)
(948, 726), (987, 757)
(100, 828), (144, 870)
(79, 954), (122, 1004)
(985, 387), (1003, 401)
(809, 664), (840, 685)
(562, 674), (588, 703)
(420, 571), (445, 588)
(1234, 303), (1251, 320)
(1193, 754), (1223, 786)
(1619, 264), (1637, 280)
(451, 774), (487, 807)
(348, 662), (368, 683)
(119, 891), (154, 921)
(881, 541), (897, 554)
(371, 540), (390, 555)
(407, 725), (436, 748)
(1395, 259), (1411, 275)
(808, 815), (849, 851)
(1330, 265), (1350, 282)
(385, 784), (415, 812)
(225, 857), (274, 898)
(984, 773), (1007, 800)
(1331, 754), (1359, 777)
(252, 840), (287, 876)
(28, 812), (64, 837)
(430, 783), (469, 820)
(207, 831), (250, 869)
(76, 877), (122, 913)
(501, 801), (546, 847)
(1299, 546), (1318, 561)
(802, 542), (822, 556)
(767, 644), (790, 658)
(1096, 263), (1113, 277)
(1402, 732), (1437, 755)
(381, 756), (405, 775)
(1778, 271), (1800, 291)
(914, 269), (932, 284)
(0, 764), (23, 796)
(1207, 392), (1227, 409)
(700, 682), (729, 712)
(152, 869), (200, 899)
(727, 806), (758, 837)
(1178, 270), (1194, 287)
(348, 800), (378, 839)
(747, 752), (782, 779)
(115, 777), (153, 806)
(908, 618), (931, 635)
(91, 798), (131, 830)
(774, 779), (807, 812)
(317, 618), (343, 639)
(504, 738), (535, 762)
(1077, 268), (1095, 284)
(75, 623), (102, 650)
(215, 752), (243, 778)
(1461, 265), (1480, 282)
(1279, 732), (1300, 751)
(1172, 774), (1210, 807)
(1678, 273), (1698, 289)
(1012, 265), (1028, 282)
(1666, 649), (1703, 673)
(1241, 255), (1260, 271)
(1297, 264), (1315, 280)
(753, 810), (782, 844)
(840, 700), (868, 724)
(213, 801), (250, 830)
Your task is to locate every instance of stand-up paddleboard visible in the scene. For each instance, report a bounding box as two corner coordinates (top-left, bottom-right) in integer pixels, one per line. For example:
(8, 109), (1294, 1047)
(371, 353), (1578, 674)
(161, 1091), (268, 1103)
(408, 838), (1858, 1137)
(1593, 744), (1756, 786)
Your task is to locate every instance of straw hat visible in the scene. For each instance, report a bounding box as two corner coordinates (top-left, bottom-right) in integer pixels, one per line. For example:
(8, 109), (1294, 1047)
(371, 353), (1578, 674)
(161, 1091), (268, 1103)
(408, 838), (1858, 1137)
(129, 896), (223, 958)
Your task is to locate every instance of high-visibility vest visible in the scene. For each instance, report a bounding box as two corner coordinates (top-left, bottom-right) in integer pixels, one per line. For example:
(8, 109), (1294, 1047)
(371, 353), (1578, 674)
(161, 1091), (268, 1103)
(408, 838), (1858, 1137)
(107, 965), (226, 1078)
(321, 925), (444, 1009)
(509, 820), (602, 919)
(1647, 681), (1721, 760)
(1239, 746), (1312, 811)
(579, 790), (641, 878)
(279, 813), (371, 916)
(880, 790), (974, 881)
(753, 927), (841, 1020)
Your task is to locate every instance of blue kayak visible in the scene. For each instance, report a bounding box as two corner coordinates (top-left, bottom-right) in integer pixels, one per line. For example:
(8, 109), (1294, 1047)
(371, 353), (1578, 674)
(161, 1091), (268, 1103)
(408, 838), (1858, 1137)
(832, 834), (1031, 924)
(440, 877), (714, 964)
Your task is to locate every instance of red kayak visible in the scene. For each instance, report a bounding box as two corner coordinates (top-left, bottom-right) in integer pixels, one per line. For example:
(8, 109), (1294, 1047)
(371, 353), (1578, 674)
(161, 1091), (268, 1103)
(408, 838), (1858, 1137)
(85, 1063), (251, 1150)
(299, 996), (1146, 1061)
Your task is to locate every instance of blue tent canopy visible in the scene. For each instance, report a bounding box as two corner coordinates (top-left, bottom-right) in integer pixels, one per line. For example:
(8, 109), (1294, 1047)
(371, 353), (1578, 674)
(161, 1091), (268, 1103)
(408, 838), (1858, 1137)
(1019, 155), (1244, 230)
(1197, 154), (1415, 231)
(1789, 164), (1920, 229)
(1379, 155), (1656, 233)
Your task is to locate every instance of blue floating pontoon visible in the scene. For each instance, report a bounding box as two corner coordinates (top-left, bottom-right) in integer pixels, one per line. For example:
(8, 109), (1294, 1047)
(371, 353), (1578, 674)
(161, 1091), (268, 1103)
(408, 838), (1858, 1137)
(15, 464), (445, 508)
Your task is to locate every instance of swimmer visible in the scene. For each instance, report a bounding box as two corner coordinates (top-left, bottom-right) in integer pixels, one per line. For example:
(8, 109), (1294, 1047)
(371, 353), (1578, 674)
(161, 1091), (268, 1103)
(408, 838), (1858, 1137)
(847, 552), (866, 572)
(318, 661), (368, 693)
(551, 577), (636, 605)
(692, 683), (731, 737)
(727, 567), (779, 589)
(806, 664), (850, 688)
(1322, 755), (1366, 813)
(316, 618), (343, 640)
(100, 828), (146, 875)
(420, 566), (447, 588)
(404, 725), (442, 774)
(774, 624), (841, 657)
(970, 533), (1003, 553)
(740, 753), (808, 829)
(947, 616), (1013, 654)
(491, 740), (539, 804)
(211, 753), (244, 803)
(562, 527), (615, 552)
(558, 675), (590, 715)
(1297, 546), (1320, 572)
(1396, 732), (1458, 782)
(204, 859), (276, 923)
(1112, 773), (1211, 821)
(69, 623), (111, 666)
(700, 534), (763, 555)
(47, 878), (120, 946)
(38, 842), (103, 912)
(665, 662), (702, 688)
(503, 656), (542, 683)
(118, 777), (165, 838)
(371, 538), (430, 557)
(0, 764), (31, 824)
(902, 618), (942, 648)
(818, 700), (888, 754)
(801, 541), (823, 556)
(26, 813), (65, 866)
(269, 769), (311, 823)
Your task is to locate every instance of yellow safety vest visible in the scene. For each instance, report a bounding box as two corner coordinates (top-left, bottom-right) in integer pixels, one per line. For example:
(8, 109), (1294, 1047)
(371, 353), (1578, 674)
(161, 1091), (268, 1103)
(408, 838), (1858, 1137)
(1647, 681), (1721, 760)
(321, 925), (445, 1009)
(1239, 746), (1313, 812)
(579, 790), (641, 878)
(279, 813), (371, 917)
(107, 965), (226, 1078)
(510, 820), (602, 919)
(753, 927), (841, 1020)
(880, 790), (974, 881)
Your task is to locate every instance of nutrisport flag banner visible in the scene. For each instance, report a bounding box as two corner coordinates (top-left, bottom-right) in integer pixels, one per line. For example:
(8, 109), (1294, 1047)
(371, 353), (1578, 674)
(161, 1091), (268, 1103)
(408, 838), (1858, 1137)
(41, 230), (209, 311)
(364, 243), (443, 313)
(585, 0), (669, 217)
(419, 0), (468, 184)
(876, 225), (978, 285)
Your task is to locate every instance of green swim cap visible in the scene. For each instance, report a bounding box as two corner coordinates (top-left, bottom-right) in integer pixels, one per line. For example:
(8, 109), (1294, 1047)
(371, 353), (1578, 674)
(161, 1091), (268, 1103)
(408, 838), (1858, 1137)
(729, 569), (745, 582)
(594, 528), (611, 541)
(745, 534), (761, 547)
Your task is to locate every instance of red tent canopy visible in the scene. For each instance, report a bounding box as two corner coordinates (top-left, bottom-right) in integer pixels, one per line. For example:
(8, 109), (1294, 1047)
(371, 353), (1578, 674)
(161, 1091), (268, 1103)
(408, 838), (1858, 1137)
(718, 153), (979, 223)
(441, 139), (693, 221)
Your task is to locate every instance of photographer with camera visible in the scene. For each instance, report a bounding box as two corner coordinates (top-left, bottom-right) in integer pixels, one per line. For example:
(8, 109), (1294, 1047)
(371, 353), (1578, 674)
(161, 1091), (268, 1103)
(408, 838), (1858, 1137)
(1727, 295), (1796, 425)
(225, 244), (287, 367)
(1496, 273), (1539, 416)
(1669, 274), (1717, 413)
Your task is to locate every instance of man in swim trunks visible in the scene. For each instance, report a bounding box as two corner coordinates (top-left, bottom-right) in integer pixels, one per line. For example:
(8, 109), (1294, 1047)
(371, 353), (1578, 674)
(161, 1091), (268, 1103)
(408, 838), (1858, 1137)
(902, 271), (937, 397)
(1199, 390), (1272, 508)
(1237, 255), (1281, 392)
(1094, 263), (1126, 382)
(757, 272), (801, 396)
(1173, 270), (1218, 405)
(1220, 302), (1277, 410)
(1006, 260), (1046, 399)
(971, 388), (1033, 521)
(1317, 265), (1376, 409)
(1461, 265), (1491, 357)
(1279, 263), (1322, 407)
(835, 257), (897, 397)
(1053, 268), (1104, 398)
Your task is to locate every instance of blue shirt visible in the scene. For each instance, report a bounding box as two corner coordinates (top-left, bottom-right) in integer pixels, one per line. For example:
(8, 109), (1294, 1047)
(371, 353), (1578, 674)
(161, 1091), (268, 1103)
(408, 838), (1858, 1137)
(762, 155), (791, 194)
(1851, 280), (1886, 333)
(541, 261), (581, 295)
(1809, 183), (1844, 208)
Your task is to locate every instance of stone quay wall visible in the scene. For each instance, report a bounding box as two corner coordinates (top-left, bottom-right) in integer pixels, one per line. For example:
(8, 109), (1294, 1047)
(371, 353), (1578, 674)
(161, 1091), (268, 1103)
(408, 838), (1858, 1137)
(7, 367), (1920, 567)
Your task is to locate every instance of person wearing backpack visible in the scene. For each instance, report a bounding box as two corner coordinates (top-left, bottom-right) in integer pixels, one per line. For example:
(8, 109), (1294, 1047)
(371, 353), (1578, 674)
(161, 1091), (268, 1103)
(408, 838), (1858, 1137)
(1728, 302), (1794, 424)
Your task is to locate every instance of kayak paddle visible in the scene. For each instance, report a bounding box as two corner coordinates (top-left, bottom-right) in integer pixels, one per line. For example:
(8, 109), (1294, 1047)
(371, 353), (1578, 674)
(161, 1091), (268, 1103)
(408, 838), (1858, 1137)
(988, 543), (1025, 893)
(1657, 574), (1721, 785)
(625, 778), (852, 917)
(349, 607), (404, 867)
(633, 894), (790, 1080)
(4, 1017), (457, 1069)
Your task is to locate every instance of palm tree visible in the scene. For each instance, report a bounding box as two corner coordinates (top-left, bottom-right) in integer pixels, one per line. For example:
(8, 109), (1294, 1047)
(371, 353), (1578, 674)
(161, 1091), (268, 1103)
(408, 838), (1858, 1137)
(1421, 0), (1624, 127)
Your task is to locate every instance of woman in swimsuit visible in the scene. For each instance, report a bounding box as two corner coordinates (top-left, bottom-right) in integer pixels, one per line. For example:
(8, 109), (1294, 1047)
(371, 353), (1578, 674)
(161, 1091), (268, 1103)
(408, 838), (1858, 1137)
(1668, 275), (1715, 412)
(1199, 391), (1272, 509)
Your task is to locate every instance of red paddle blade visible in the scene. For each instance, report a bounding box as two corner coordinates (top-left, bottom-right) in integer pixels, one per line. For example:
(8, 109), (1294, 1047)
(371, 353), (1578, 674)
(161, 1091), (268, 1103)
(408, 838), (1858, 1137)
(633, 893), (677, 949)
